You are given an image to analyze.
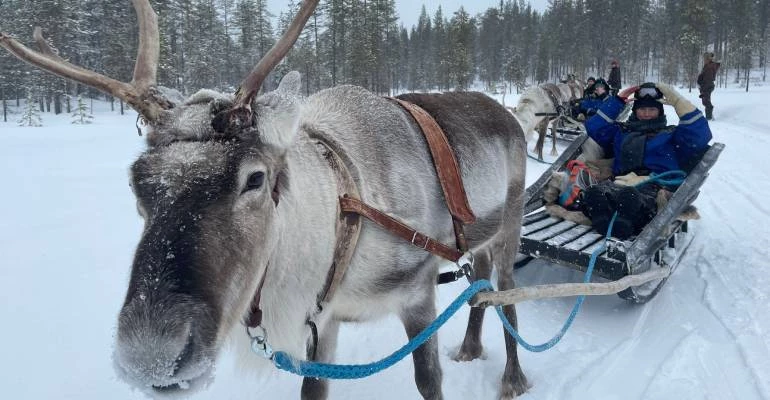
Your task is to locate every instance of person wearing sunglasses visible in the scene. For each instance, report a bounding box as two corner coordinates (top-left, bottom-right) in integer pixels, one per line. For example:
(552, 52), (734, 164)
(574, 82), (713, 239)
(572, 78), (610, 121)
(697, 52), (721, 120)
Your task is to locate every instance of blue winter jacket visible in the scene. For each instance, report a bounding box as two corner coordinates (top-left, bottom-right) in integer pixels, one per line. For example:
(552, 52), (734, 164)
(585, 96), (712, 176)
(576, 94), (609, 117)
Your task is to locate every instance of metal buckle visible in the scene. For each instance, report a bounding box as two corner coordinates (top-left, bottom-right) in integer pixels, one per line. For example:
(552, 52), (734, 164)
(246, 325), (274, 359)
(456, 251), (475, 280)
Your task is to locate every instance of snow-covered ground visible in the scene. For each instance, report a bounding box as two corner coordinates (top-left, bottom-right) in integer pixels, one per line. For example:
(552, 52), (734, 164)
(1, 84), (768, 400)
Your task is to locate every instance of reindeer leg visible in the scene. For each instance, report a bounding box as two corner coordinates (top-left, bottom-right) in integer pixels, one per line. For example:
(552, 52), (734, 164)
(494, 178), (529, 399)
(534, 119), (548, 161)
(400, 286), (443, 400)
(300, 319), (340, 400)
(550, 122), (559, 157)
(454, 248), (492, 361)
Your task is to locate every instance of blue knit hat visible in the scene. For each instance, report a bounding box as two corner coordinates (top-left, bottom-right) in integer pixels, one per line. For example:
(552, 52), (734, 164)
(633, 96), (664, 115)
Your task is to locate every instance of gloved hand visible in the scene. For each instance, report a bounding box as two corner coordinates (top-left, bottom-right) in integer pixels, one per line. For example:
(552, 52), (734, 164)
(655, 82), (697, 117)
(576, 113), (586, 121)
(618, 85), (638, 103)
(614, 172), (649, 186)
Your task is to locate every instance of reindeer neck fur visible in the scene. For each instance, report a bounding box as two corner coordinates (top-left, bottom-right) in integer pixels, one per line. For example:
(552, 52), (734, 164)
(259, 133), (343, 358)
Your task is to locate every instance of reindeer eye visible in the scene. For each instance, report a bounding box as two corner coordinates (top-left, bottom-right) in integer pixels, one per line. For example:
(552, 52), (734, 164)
(244, 171), (265, 192)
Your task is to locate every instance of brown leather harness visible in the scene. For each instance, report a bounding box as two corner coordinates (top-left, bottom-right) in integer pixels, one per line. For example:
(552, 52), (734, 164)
(246, 98), (477, 356)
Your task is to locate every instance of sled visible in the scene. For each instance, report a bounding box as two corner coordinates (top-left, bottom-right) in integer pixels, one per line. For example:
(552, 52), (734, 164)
(553, 115), (586, 139)
(516, 134), (725, 303)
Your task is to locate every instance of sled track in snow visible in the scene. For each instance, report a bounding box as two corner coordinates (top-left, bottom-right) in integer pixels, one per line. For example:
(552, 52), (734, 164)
(693, 247), (770, 398)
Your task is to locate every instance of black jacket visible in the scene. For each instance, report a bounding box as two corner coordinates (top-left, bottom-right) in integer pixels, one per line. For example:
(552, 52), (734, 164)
(608, 66), (621, 89)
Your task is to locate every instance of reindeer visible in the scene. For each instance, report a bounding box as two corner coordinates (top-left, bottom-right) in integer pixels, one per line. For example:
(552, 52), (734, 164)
(2, 1), (531, 398)
(516, 79), (583, 161)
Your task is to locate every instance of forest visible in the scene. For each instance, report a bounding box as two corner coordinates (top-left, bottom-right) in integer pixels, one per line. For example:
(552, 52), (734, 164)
(1, 0), (768, 115)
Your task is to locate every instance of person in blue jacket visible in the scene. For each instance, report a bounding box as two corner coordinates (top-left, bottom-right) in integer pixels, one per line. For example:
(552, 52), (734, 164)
(578, 82), (712, 239)
(573, 78), (610, 121)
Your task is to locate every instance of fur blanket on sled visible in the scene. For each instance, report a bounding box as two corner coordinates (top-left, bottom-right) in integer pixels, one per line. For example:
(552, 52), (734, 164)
(542, 158), (700, 227)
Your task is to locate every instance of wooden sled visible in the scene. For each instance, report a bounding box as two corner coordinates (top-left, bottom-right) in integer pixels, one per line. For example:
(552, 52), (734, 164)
(517, 134), (725, 303)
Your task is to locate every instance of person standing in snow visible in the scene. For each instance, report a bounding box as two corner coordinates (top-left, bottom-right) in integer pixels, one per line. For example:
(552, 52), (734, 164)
(697, 52), (721, 120)
(608, 59), (621, 96)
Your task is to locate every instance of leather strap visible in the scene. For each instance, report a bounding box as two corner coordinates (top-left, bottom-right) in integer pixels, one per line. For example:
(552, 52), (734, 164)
(245, 133), (363, 329)
(245, 264), (269, 328)
(340, 196), (463, 262)
(312, 137), (363, 305)
(389, 98), (476, 224)
(541, 83), (565, 114)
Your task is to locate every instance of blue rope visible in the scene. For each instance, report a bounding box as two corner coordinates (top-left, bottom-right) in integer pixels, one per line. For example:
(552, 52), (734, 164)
(272, 279), (494, 379)
(270, 214), (621, 378)
(495, 212), (618, 352)
(638, 170), (686, 187)
(527, 152), (554, 164)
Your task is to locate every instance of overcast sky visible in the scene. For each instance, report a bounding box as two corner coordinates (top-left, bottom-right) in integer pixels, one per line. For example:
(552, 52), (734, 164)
(266, 1), (550, 30)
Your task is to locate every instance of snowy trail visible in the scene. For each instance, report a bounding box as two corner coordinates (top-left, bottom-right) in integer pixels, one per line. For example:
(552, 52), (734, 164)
(0, 86), (768, 400)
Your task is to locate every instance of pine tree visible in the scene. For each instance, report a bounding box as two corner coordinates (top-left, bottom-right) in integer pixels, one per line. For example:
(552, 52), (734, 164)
(433, 7), (452, 90)
(447, 7), (476, 90)
(71, 94), (93, 124)
(679, 0), (711, 89)
(18, 92), (43, 127)
(234, 0), (275, 86)
(478, 7), (504, 90)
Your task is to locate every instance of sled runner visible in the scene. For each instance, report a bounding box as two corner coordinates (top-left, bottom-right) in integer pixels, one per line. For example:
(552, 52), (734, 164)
(517, 134), (725, 303)
(534, 112), (585, 143)
(552, 114), (586, 139)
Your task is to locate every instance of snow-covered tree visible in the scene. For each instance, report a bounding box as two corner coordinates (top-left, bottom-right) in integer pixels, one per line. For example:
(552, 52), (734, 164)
(447, 7), (476, 90)
(71, 94), (93, 124)
(18, 92), (42, 127)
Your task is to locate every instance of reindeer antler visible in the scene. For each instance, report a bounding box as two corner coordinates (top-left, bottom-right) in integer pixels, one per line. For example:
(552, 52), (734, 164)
(223, 0), (319, 130)
(0, 0), (164, 121)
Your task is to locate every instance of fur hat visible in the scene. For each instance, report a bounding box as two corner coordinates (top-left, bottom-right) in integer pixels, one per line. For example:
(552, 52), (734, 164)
(611, 59), (619, 67)
(703, 52), (714, 60)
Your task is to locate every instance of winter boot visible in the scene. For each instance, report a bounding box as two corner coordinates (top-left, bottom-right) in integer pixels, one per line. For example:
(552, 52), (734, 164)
(608, 216), (635, 240)
(614, 187), (643, 216)
(705, 106), (713, 120)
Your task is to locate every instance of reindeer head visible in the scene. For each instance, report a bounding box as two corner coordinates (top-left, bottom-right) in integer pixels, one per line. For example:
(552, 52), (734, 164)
(118, 72), (302, 391)
(2, 0), (318, 392)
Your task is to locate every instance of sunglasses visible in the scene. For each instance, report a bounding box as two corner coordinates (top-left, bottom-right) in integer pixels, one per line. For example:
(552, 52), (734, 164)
(635, 85), (663, 100)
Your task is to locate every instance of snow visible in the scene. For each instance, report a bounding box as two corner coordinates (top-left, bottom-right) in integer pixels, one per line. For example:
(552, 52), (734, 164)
(1, 84), (768, 399)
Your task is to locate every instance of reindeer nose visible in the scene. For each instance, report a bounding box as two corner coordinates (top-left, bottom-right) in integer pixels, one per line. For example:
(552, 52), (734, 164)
(115, 293), (212, 388)
(115, 298), (192, 386)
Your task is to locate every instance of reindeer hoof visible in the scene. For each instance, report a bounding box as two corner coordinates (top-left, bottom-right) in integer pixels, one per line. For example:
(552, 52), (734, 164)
(499, 370), (529, 399)
(453, 343), (483, 362)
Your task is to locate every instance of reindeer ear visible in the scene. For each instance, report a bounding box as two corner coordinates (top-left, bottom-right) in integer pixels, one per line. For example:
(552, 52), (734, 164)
(276, 71), (302, 96)
(155, 86), (186, 108)
(253, 74), (302, 150)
